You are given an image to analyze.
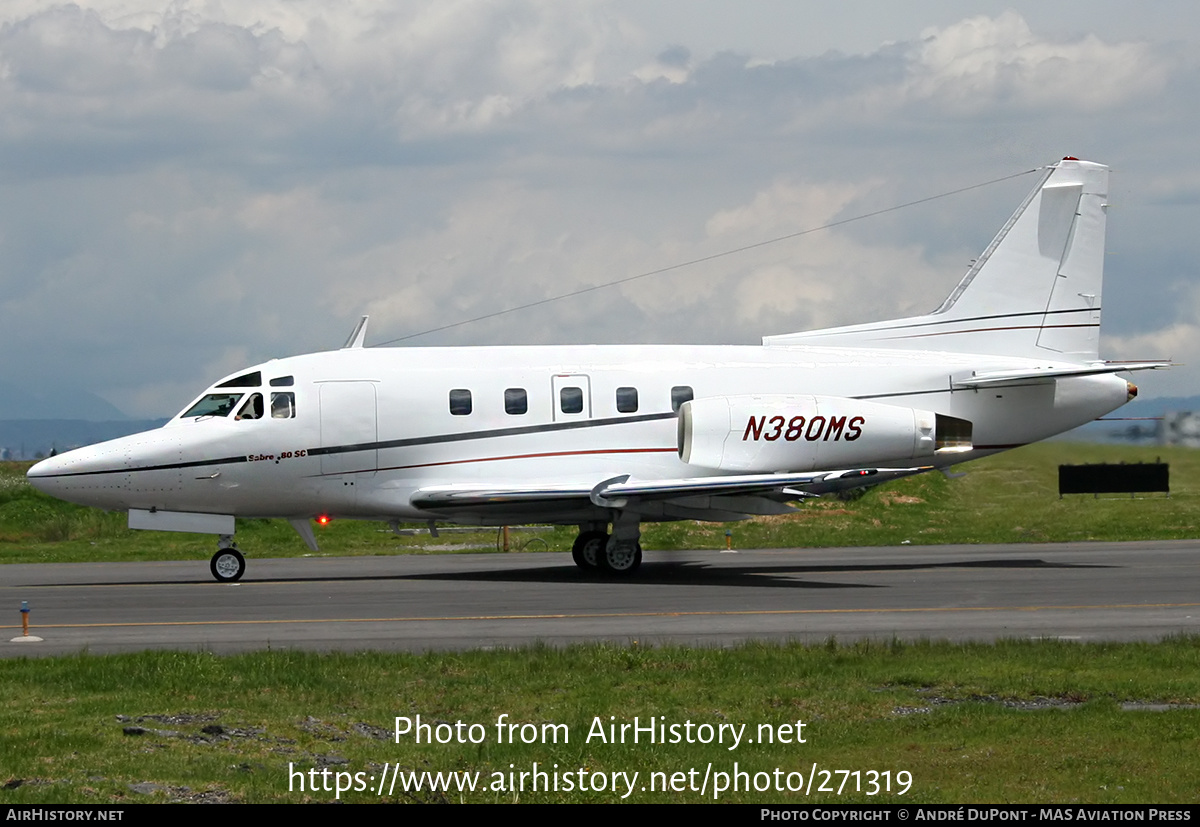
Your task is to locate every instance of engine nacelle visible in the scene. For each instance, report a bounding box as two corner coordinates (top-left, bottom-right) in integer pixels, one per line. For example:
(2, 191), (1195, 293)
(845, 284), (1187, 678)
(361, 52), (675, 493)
(678, 394), (972, 472)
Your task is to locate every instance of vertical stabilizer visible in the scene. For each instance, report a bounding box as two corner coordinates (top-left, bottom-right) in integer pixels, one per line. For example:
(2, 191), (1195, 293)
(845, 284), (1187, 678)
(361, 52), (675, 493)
(764, 158), (1109, 362)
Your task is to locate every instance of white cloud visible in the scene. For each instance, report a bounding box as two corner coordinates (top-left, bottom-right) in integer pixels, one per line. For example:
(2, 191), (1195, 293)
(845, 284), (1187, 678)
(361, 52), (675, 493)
(1, 4), (1198, 416)
(0, 0), (626, 152)
(905, 11), (1168, 112)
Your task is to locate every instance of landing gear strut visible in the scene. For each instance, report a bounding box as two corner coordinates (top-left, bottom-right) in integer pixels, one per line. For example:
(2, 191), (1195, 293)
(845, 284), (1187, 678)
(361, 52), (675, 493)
(210, 535), (245, 582)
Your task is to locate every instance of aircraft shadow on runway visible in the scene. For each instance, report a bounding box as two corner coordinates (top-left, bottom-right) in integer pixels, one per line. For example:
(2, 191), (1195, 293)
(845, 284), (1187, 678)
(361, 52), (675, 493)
(390, 556), (1114, 589)
(20, 556), (1113, 590)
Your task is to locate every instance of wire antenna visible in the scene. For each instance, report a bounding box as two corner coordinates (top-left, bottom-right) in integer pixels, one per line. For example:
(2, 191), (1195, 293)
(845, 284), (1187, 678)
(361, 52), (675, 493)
(371, 167), (1041, 347)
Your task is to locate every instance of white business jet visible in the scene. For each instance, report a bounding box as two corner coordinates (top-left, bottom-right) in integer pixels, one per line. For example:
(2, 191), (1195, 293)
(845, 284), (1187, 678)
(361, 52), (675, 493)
(27, 158), (1166, 581)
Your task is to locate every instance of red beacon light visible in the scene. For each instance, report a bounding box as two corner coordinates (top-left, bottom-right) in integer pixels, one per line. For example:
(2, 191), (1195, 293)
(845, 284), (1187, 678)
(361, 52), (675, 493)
(316, 514), (332, 526)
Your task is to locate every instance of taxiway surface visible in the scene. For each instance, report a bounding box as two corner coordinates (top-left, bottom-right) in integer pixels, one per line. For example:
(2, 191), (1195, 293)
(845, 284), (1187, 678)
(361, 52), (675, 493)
(3, 541), (1198, 656)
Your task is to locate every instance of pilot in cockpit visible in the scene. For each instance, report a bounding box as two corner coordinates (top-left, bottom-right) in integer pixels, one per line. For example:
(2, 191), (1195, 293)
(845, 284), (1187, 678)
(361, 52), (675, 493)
(235, 393), (264, 420)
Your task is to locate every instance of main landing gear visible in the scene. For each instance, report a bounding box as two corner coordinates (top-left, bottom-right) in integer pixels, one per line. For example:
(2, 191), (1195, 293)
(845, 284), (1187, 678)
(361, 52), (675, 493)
(570, 521), (642, 575)
(210, 535), (246, 582)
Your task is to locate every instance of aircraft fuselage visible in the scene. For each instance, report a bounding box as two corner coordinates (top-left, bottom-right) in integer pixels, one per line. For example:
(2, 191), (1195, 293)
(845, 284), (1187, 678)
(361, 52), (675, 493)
(28, 342), (1130, 524)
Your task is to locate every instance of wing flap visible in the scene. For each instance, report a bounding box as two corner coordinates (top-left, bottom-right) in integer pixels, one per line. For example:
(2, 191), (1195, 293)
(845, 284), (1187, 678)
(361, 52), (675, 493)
(410, 467), (930, 517)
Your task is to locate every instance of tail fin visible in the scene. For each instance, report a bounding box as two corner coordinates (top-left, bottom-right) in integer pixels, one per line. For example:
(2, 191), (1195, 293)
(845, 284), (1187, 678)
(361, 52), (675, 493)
(764, 158), (1109, 362)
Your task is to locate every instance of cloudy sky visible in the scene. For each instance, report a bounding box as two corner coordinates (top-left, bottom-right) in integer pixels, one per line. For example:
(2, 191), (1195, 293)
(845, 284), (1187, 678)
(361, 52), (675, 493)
(1, 1), (1197, 418)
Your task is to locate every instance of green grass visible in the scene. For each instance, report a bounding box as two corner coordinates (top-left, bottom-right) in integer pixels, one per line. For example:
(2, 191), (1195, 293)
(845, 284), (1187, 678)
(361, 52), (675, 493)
(1, 639), (1198, 804)
(3, 442), (1196, 566)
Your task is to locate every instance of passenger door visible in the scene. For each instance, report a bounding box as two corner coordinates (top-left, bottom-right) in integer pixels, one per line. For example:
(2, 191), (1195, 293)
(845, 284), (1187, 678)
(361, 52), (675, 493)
(318, 381), (378, 475)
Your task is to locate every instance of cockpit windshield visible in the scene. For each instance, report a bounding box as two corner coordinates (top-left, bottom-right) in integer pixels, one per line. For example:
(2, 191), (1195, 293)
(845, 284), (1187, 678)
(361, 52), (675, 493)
(180, 393), (244, 418)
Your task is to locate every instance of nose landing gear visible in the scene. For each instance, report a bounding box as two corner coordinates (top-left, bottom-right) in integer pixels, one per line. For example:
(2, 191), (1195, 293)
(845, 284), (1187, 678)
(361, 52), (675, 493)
(210, 536), (245, 582)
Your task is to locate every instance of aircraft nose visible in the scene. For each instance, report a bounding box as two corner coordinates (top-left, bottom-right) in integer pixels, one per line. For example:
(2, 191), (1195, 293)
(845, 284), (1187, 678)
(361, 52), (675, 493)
(27, 455), (69, 500)
(26, 443), (123, 503)
(26, 452), (68, 492)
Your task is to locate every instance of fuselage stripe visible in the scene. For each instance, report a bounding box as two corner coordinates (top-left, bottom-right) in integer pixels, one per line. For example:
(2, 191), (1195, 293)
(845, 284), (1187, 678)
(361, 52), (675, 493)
(305, 410), (679, 457)
(338, 446), (678, 476)
(27, 412), (681, 479)
(29, 454), (249, 480)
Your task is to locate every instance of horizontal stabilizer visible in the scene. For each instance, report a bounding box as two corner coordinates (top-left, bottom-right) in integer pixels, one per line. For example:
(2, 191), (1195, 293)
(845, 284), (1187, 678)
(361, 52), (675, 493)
(952, 361), (1171, 389)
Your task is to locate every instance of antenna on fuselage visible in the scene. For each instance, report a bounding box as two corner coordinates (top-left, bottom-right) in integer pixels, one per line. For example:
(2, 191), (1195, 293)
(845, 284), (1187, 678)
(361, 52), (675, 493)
(342, 315), (369, 349)
(369, 167), (1041, 347)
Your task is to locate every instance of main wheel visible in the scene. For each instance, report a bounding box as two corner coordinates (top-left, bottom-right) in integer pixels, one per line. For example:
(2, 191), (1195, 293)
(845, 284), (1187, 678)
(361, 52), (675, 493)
(571, 531), (607, 570)
(210, 548), (246, 582)
(599, 540), (642, 575)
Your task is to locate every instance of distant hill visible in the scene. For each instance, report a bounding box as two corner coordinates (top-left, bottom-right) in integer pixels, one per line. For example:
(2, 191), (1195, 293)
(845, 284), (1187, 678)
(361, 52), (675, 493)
(1061, 394), (1200, 444)
(0, 419), (167, 460)
(1119, 396), (1200, 416)
(0, 382), (130, 421)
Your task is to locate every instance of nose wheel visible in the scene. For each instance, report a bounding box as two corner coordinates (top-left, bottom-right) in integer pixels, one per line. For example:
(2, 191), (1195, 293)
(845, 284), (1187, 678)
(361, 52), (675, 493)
(210, 547), (246, 582)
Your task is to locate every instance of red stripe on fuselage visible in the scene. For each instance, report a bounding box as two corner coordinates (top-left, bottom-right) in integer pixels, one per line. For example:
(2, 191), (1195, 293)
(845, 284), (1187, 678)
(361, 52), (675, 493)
(324, 446), (678, 477)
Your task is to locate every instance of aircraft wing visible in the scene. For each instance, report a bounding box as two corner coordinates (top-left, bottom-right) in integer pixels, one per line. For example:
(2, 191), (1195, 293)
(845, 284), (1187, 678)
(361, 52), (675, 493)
(409, 466), (930, 520)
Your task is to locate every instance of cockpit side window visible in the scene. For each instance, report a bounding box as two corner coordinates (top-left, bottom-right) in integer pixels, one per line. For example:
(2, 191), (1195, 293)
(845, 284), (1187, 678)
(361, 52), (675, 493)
(181, 393), (244, 418)
(271, 392), (296, 419)
(235, 393), (264, 420)
(217, 371), (262, 388)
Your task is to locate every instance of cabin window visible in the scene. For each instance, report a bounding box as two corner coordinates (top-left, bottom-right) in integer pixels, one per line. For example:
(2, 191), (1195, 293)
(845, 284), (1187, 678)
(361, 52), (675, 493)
(616, 387), (638, 413)
(216, 371), (262, 388)
(269, 376), (294, 387)
(270, 392), (295, 419)
(671, 385), (693, 412)
(505, 388), (528, 415)
(181, 393), (243, 418)
(235, 393), (264, 420)
(449, 389), (473, 416)
(560, 386), (584, 415)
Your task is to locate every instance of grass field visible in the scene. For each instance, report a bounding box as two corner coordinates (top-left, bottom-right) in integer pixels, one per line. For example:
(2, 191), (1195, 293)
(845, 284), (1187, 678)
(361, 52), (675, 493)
(1, 640), (1199, 804)
(2, 441), (1196, 565)
(2, 443), (1197, 804)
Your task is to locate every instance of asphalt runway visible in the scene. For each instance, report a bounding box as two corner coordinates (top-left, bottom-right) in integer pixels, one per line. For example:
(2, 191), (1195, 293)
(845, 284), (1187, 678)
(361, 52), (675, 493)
(3, 540), (1199, 656)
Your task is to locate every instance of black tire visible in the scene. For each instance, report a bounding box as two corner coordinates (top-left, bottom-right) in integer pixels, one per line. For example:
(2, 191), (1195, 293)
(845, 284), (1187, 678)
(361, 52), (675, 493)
(598, 541), (642, 575)
(210, 548), (246, 582)
(571, 531), (607, 570)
